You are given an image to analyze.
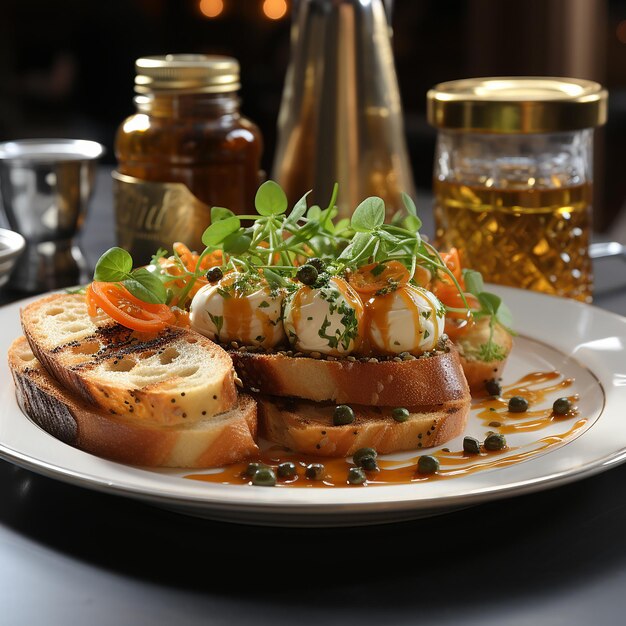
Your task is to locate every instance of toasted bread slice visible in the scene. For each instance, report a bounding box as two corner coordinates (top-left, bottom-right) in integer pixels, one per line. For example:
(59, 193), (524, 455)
(230, 340), (470, 407)
(258, 395), (470, 456)
(9, 336), (258, 468)
(21, 293), (237, 426)
(455, 319), (513, 393)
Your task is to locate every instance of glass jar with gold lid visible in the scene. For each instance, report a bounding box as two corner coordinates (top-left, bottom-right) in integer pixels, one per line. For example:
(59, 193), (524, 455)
(427, 77), (607, 302)
(114, 54), (262, 263)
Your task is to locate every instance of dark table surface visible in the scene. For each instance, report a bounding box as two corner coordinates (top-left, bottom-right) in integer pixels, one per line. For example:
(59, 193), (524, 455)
(2, 170), (626, 625)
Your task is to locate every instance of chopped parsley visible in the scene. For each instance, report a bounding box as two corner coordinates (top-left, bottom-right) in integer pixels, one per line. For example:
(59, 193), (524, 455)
(208, 313), (224, 334)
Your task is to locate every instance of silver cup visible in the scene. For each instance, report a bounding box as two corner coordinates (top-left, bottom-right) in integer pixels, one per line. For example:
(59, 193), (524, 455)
(0, 139), (104, 292)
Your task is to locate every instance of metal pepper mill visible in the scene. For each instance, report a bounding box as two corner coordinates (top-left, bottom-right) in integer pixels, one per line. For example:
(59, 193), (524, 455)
(272, 0), (415, 218)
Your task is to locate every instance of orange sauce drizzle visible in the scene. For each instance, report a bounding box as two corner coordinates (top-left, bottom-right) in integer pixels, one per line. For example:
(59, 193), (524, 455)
(474, 371), (579, 434)
(223, 292), (252, 341)
(185, 370), (589, 489)
(376, 419), (586, 483)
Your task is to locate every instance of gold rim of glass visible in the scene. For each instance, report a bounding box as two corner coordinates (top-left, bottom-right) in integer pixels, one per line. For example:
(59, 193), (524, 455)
(427, 77), (608, 133)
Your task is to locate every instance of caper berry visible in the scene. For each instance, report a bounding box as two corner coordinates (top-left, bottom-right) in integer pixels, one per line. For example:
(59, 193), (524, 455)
(360, 455), (380, 472)
(307, 257), (326, 273)
(417, 455), (440, 475)
(277, 461), (297, 478)
(485, 379), (502, 397)
(508, 396), (529, 413)
(353, 447), (377, 466)
(252, 467), (277, 486)
(296, 264), (318, 286)
(463, 436), (481, 455)
(206, 266), (223, 283)
(553, 397), (572, 415)
(244, 462), (264, 477)
(305, 463), (325, 480)
(333, 404), (355, 426)
(348, 467), (366, 485)
(484, 433), (507, 451)
(392, 407), (410, 423)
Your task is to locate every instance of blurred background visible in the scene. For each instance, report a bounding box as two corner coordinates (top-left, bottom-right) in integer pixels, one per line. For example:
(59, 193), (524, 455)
(0, 0), (623, 231)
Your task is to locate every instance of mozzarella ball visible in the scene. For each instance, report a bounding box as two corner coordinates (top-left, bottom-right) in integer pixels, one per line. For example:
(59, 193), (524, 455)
(283, 277), (364, 356)
(364, 284), (445, 354)
(190, 275), (286, 348)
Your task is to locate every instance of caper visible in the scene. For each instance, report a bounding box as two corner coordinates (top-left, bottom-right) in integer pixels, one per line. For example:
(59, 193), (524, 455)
(252, 467), (276, 486)
(348, 467), (366, 485)
(360, 455), (380, 472)
(244, 462), (264, 477)
(307, 257), (326, 273)
(277, 461), (297, 478)
(417, 455), (440, 475)
(392, 407), (410, 423)
(296, 264), (318, 286)
(206, 266), (223, 283)
(353, 447), (377, 466)
(463, 436), (481, 455)
(553, 397), (572, 416)
(484, 433), (507, 451)
(485, 379), (502, 397)
(333, 404), (355, 426)
(305, 463), (325, 480)
(508, 396), (529, 413)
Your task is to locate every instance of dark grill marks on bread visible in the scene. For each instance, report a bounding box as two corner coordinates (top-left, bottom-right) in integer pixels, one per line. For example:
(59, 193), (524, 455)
(9, 336), (258, 468)
(21, 293), (239, 426)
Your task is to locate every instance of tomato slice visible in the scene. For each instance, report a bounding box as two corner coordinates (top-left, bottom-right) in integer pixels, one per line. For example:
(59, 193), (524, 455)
(433, 283), (479, 339)
(413, 265), (432, 288)
(86, 282), (175, 333)
(347, 261), (410, 294)
(438, 247), (466, 290)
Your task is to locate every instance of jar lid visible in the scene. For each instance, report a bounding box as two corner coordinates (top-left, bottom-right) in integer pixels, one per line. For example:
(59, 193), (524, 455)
(134, 54), (240, 94)
(427, 77), (607, 133)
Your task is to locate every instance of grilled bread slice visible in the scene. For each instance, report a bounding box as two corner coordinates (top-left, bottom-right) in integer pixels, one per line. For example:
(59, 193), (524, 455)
(258, 395), (470, 456)
(9, 336), (258, 468)
(21, 293), (237, 426)
(455, 319), (513, 393)
(230, 340), (470, 407)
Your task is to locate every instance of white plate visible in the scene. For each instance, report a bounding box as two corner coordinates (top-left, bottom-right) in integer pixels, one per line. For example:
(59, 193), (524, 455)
(0, 286), (625, 527)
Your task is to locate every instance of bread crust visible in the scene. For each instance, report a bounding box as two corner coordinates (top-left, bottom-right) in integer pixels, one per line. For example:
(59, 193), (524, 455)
(21, 293), (238, 425)
(230, 341), (470, 406)
(9, 336), (258, 468)
(257, 395), (470, 456)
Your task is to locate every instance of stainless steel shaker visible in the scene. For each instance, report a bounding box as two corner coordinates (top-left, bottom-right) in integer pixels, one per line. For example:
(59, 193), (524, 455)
(272, 0), (415, 218)
(0, 139), (104, 292)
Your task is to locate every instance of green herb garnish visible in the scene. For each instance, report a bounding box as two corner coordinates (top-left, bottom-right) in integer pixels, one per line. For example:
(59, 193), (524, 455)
(94, 247), (167, 304)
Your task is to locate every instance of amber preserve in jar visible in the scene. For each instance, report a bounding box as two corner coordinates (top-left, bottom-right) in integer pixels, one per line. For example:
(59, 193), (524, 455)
(427, 77), (607, 302)
(114, 54), (262, 263)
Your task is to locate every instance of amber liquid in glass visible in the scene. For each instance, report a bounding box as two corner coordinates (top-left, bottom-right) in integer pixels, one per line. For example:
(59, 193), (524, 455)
(114, 93), (262, 262)
(116, 95), (262, 212)
(434, 180), (592, 302)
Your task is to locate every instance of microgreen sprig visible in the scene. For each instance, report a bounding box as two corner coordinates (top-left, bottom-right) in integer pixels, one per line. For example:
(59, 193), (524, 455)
(462, 268), (516, 360)
(94, 247), (167, 304)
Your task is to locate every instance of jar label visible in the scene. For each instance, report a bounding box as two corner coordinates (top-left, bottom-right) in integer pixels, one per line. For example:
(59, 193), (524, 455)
(112, 171), (212, 263)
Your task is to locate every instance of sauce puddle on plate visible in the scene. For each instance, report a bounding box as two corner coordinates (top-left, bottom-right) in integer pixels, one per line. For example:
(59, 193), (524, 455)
(185, 370), (586, 488)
